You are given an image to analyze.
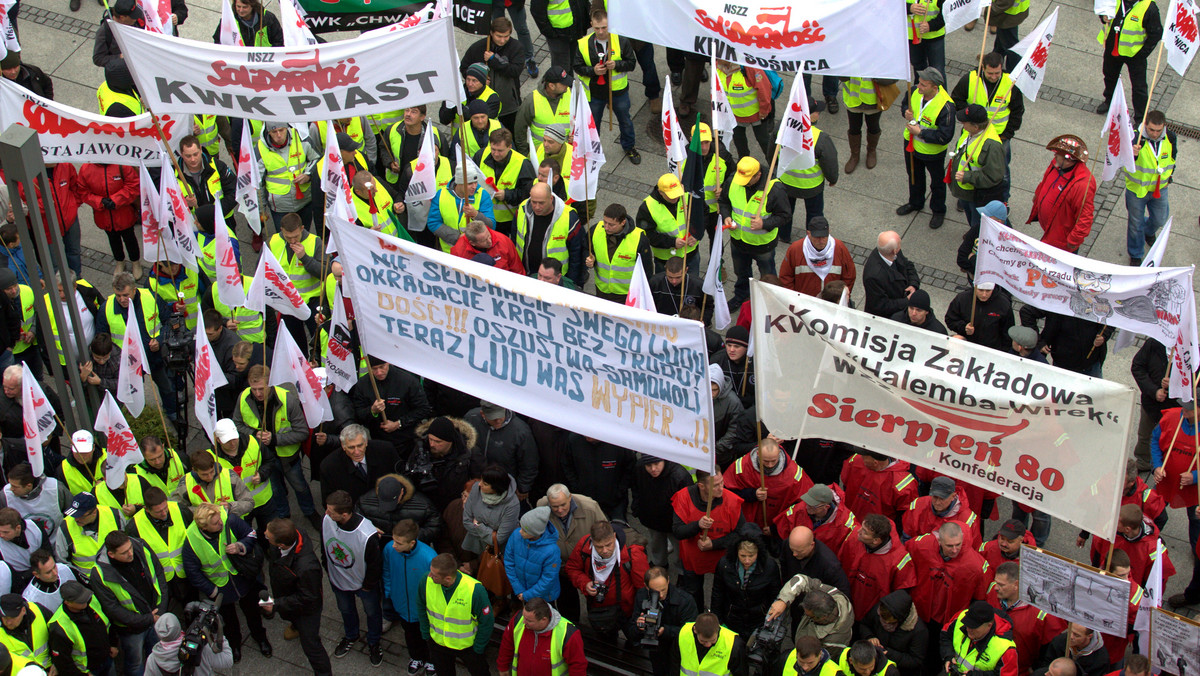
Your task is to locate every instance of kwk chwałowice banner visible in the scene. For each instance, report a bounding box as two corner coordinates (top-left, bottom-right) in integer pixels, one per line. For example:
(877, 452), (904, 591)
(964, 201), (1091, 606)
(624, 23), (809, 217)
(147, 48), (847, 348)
(0, 80), (181, 165)
(110, 18), (462, 122)
(751, 282), (1135, 537)
(298, 0), (489, 34)
(608, 0), (909, 79)
(334, 222), (717, 472)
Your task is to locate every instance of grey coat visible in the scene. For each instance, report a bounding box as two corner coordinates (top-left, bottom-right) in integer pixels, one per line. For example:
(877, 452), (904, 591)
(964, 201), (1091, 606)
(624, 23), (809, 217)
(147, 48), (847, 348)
(462, 474), (520, 555)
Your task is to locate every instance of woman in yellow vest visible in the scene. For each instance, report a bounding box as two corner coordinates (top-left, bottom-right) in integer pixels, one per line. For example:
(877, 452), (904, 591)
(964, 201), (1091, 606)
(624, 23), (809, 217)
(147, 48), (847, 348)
(841, 78), (889, 174)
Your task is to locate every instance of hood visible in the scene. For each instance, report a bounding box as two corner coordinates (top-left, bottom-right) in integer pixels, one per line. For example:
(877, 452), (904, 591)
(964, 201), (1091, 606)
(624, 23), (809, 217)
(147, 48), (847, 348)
(1075, 626), (1106, 656)
(150, 614), (184, 671)
(379, 473), (417, 506)
(722, 532), (766, 564)
(416, 416), (478, 454)
(880, 590), (919, 632)
(709, 364), (733, 399)
(542, 605), (563, 633)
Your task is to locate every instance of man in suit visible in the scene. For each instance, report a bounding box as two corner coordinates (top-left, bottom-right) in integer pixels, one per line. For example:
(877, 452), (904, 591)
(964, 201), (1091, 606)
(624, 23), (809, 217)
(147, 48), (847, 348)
(318, 423), (400, 506)
(862, 230), (920, 318)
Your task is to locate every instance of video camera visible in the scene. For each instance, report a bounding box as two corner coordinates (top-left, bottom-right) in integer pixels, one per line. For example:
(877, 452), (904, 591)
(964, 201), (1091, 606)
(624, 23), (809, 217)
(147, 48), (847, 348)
(161, 309), (194, 373)
(746, 613), (789, 673)
(638, 590), (662, 647)
(179, 595), (223, 673)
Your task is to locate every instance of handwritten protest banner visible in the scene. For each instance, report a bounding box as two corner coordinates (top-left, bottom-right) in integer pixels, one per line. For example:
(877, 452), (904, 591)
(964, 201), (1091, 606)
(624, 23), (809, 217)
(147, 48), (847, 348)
(1151, 608), (1200, 676)
(751, 282), (1136, 537)
(1020, 545), (1129, 635)
(333, 222), (716, 471)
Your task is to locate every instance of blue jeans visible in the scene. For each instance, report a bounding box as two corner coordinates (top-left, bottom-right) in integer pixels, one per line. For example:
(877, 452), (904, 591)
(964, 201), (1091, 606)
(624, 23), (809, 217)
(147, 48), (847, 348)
(1125, 188), (1169, 259)
(491, 3), (534, 66)
(119, 626), (158, 676)
(272, 452), (316, 518)
(149, 363), (178, 420)
(1001, 139), (1012, 202)
(729, 246), (776, 309)
(62, 218), (81, 277)
(909, 37), (946, 84)
(802, 73), (841, 99)
(960, 199), (981, 231)
(590, 90), (635, 152)
(634, 41), (662, 101)
(333, 586), (384, 646)
(1012, 505), (1051, 547)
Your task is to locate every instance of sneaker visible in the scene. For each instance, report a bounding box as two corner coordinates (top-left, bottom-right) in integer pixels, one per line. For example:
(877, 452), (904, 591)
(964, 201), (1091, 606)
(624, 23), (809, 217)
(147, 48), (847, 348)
(334, 637), (357, 658)
(526, 59), (539, 78)
(407, 659), (425, 675)
(625, 148), (642, 165)
(369, 644), (383, 667)
(425, 663), (437, 676)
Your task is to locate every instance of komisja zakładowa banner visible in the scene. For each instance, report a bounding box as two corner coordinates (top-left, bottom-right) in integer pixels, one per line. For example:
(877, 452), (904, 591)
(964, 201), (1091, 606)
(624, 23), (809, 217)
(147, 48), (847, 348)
(750, 281), (1135, 538)
(297, 0), (490, 34)
(334, 221), (717, 472)
(110, 17), (462, 123)
(608, 0), (909, 79)
(0, 80), (181, 166)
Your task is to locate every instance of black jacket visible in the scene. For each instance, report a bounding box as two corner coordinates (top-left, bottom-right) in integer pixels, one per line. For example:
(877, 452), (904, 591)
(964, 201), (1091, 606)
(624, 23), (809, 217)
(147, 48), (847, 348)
(1103, 0), (1162, 57)
(0, 290), (21, 354)
(648, 271), (713, 322)
(890, 308), (948, 336)
(466, 408), (539, 495)
(562, 433), (636, 519)
(626, 583), (699, 649)
(1131, 338), (1171, 415)
(350, 366), (433, 454)
(319, 439), (400, 506)
(357, 473), (444, 543)
(780, 539), (851, 596)
(944, 290), (1015, 351)
(857, 590), (928, 676)
(266, 529), (324, 619)
(93, 13), (144, 69)
(412, 417), (483, 513)
(530, 0), (590, 41)
(950, 73), (1025, 140)
(1041, 313), (1113, 373)
(711, 538), (782, 635)
(460, 35), (527, 114)
(631, 456), (693, 534)
(90, 540), (170, 634)
(172, 152), (237, 218)
(1035, 630), (1109, 676)
(718, 172), (793, 256)
(9, 64), (54, 100)
(49, 603), (117, 676)
(862, 250), (920, 318)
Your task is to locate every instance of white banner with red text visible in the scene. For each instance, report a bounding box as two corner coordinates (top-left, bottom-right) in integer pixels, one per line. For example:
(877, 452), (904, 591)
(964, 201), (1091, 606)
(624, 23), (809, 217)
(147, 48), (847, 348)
(0, 80), (181, 166)
(608, 0), (909, 79)
(110, 17), (462, 122)
(333, 221), (717, 471)
(750, 282), (1135, 537)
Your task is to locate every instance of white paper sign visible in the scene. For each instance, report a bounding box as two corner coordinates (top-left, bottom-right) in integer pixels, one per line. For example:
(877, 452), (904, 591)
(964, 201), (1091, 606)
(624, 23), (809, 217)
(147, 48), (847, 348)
(1020, 545), (1130, 636)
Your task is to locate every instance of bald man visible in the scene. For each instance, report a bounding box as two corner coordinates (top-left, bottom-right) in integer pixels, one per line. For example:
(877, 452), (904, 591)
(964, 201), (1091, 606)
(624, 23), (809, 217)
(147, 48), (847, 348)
(724, 439), (813, 539)
(862, 231), (920, 318)
(513, 182), (585, 287)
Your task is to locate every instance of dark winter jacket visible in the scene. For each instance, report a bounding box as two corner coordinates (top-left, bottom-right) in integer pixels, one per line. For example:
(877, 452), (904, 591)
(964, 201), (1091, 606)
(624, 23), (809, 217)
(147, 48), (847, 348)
(466, 407), (539, 495)
(1131, 338), (1171, 415)
(857, 590), (928, 676)
(862, 249), (920, 318)
(631, 455), (693, 533)
(357, 473), (445, 543)
(562, 433), (636, 519)
(266, 529), (323, 619)
(711, 537), (782, 635)
(412, 416), (483, 513)
(944, 289), (1015, 351)
(460, 35), (526, 114)
(710, 366), (747, 468)
(625, 582), (699, 649)
(350, 366), (433, 453)
(319, 440), (401, 506)
(1041, 313), (1113, 374)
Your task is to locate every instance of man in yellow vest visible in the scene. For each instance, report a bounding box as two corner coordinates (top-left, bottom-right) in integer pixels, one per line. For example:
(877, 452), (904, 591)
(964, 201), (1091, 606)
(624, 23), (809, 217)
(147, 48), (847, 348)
(940, 602), (1017, 676)
(838, 640), (900, 676)
(637, 174), (701, 276)
(456, 99), (503, 165)
(496, 596), (587, 675)
(907, 0), (946, 83)
(175, 136), (237, 222)
(719, 156), (792, 311)
(782, 636), (842, 676)
(530, 0), (587, 72)
(419, 552), (494, 676)
(515, 182), (585, 286)
(350, 171), (405, 239)
(58, 492), (123, 579)
(1124, 110), (1176, 264)
(257, 122), (318, 231)
(948, 104), (1005, 236)
(679, 124), (733, 252)
(714, 59), (775, 159)
(476, 128), (536, 239)
(48, 581), (116, 676)
(125, 487), (191, 610)
(267, 213), (324, 348)
(58, 430), (105, 498)
(212, 418), (274, 531)
(514, 68), (573, 156)
(310, 117), (378, 171)
(440, 63), (503, 127)
(1097, 0), (1162, 120)
(778, 98), (839, 244)
(670, 612), (745, 676)
(96, 62), (141, 118)
(169, 447), (254, 521)
(0, 269), (38, 378)
(897, 67), (956, 230)
(987, 0), (1031, 70)
(90, 531), (167, 676)
(428, 165), (496, 252)
(0, 593), (51, 670)
(950, 52), (1024, 202)
(586, 203), (653, 304)
(148, 260), (204, 332)
(132, 436), (187, 499)
(571, 7), (640, 164)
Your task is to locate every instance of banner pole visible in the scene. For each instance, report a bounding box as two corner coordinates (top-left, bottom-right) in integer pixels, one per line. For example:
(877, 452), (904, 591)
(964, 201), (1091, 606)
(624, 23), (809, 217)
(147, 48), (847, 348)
(754, 144), (780, 219)
(1138, 43), (1166, 134)
(607, 36), (614, 132)
(970, 290), (977, 327)
(1085, 325), (1106, 359)
(151, 112), (196, 204)
(679, 194), (693, 312)
(1190, 375), (1199, 503)
(755, 423), (768, 530)
(1159, 415), (1186, 472)
(906, 82), (916, 185)
(976, 3), (993, 74)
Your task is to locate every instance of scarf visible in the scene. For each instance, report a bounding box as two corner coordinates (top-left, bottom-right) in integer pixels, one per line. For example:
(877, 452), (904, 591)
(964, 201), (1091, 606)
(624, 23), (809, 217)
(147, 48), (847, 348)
(802, 236), (835, 282)
(591, 542), (620, 585)
(480, 489), (506, 506)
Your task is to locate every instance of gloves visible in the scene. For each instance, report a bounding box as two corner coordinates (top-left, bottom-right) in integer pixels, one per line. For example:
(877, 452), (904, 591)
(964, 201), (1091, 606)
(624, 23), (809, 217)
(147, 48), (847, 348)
(101, 197), (117, 210)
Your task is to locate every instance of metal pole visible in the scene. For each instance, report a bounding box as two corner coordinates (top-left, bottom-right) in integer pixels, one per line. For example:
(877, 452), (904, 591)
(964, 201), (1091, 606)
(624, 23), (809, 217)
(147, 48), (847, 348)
(0, 125), (94, 434)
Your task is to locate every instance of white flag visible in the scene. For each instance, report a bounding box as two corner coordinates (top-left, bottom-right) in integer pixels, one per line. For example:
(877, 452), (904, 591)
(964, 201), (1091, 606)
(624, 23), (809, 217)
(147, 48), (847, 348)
(214, 209), (245, 308)
(236, 119), (263, 235)
(270, 328), (333, 427)
(94, 392), (143, 490)
(20, 363), (55, 477)
(1095, 0), (1118, 16)
(218, 0), (245, 46)
(139, 163), (171, 265)
(776, 75), (816, 175)
(661, 80), (688, 176)
(193, 321), (228, 440)
(710, 53), (736, 151)
(624, 256), (656, 312)
(943, 0), (984, 34)
(1134, 540), (1165, 631)
(527, 126), (542, 167)
(360, 0), (448, 35)
(1169, 290), (1199, 403)
(137, 0), (167, 33)
(1100, 78), (1136, 183)
(1166, 0), (1200, 75)
(246, 246), (312, 320)
(279, 0), (318, 46)
(321, 120), (354, 224)
(0, 0), (20, 63)
(116, 304), (147, 417)
(1011, 8), (1059, 101)
(1111, 213), (1171, 367)
(324, 286), (358, 393)
(566, 80), (605, 203)
(160, 163), (200, 271)
(702, 226), (732, 330)
(405, 122), (438, 203)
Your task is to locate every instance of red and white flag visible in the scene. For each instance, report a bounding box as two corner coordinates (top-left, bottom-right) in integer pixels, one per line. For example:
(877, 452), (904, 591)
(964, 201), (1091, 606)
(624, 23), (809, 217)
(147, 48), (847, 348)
(625, 256), (655, 312)
(701, 226), (732, 330)
(159, 161), (200, 271)
(361, 0), (449, 35)
(710, 53), (736, 151)
(405, 122), (438, 203)
(270, 327), (333, 427)
(21, 363), (55, 477)
(776, 75), (815, 176)
(214, 208), (245, 308)
(567, 80), (604, 203)
(324, 286), (358, 393)
(1115, 219), (1172, 353)
(116, 304), (147, 417)
(1011, 8), (1059, 101)
(246, 246), (312, 320)
(94, 392), (143, 490)
(662, 80), (688, 176)
(1100, 77), (1136, 182)
(279, 0), (318, 46)
(321, 120), (354, 225)
(218, 0), (245, 46)
(139, 163), (171, 264)
(137, 0), (167, 33)
(1135, 540), (1165, 631)
(236, 119), (263, 235)
(0, 0), (20, 62)
(193, 320), (228, 440)
(1167, 0), (1200, 75)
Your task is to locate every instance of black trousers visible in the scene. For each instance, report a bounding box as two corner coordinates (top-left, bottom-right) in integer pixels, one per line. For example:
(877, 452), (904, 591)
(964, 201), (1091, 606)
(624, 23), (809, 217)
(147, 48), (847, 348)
(220, 587), (267, 645)
(903, 145), (948, 214)
(399, 618), (430, 662)
(1102, 52), (1149, 120)
(291, 612), (332, 676)
(105, 228), (140, 262)
(430, 643), (489, 676)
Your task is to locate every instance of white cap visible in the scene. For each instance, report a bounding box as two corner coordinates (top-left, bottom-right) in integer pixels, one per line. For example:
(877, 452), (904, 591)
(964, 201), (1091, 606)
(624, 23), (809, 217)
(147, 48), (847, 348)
(214, 418), (239, 444)
(312, 367), (328, 389)
(71, 431), (94, 455)
(976, 282), (996, 291)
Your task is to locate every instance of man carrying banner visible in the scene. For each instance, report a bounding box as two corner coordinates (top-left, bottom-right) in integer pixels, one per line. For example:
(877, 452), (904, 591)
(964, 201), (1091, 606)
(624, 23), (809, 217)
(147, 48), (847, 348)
(1132, 338), (1173, 470)
(671, 471), (747, 611)
(1088, 504), (1175, 589)
(1027, 135), (1095, 253)
(1151, 400), (1199, 527)
(987, 561), (1065, 676)
(898, 68), (955, 230)
(585, 203), (652, 304)
(460, 17), (527, 131)
(1097, 0), (1162, 121)
(723, 439), (811, 540)
(637, 174), (700, 276)
(1124, 111), (1176, 265)
(944, 283), (1014, 350)
(571, 7), (640, 165)
(257, 122), (318, 231)
(1041, 312), (1112, 377)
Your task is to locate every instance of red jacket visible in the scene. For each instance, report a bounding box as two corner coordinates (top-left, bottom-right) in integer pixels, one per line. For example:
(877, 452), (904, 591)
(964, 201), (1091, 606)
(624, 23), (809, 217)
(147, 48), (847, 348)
(840, 456), (918, 522)
(774, 483), (857, 560)
(842, 519), (917, 621)
(3, 165), (81, 236)
(564, 534), (647, 616)
(723, 451), (812, 537)
(1089, 517), (1175, 588)
(1027, 161), (1095, 253)
(907, 533), (989, 625)
(76, 163), (140, 232)
(496, 612), (588, 676)
(987, 598), (1066, 676)
(902, 489), (981, 548)
(979, 532), (1036, 582)
(450, 228), (525, 275)
(778, 237), (857, 297)
(1100, 578), (1142, 665)
(912, 467), (998, 518)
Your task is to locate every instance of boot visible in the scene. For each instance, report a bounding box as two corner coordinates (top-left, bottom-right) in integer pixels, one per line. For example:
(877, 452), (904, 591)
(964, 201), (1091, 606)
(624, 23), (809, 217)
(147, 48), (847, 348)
(130, 260), (143, 279)
(113, 261), (126, 274)
(865, 133), (881, 169)
(844, 134), (861, 174)
(649, 98), (663, 115)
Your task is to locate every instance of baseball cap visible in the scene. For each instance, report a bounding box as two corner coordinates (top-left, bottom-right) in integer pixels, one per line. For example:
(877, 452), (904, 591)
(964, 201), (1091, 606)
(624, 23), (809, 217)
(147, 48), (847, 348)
(336, 132), (361, 152)
(733, 157), (760, 186)
(480, 400), (507, 421)
(377, 476), (406, 503)
(801, 484), (835, 507)
(60, 581), (93, 605)
(64, 492), (98, 518)
(692, 123), (712, 142)
(807, 96), (826, 114)
(543, 66), (572, 86)
(214, 419), (238, 444)
(0, 595), (23, 618)
(71, 431), (95, 456)
(929, 476), (956, 499)
(961, 601), (994, 629)
(997, 519), (1027, 540)
(806, 216), (830, 238)
(956, 103), (988, 124)
(916, 67), (944, 86)
(657, 174), (684, 200)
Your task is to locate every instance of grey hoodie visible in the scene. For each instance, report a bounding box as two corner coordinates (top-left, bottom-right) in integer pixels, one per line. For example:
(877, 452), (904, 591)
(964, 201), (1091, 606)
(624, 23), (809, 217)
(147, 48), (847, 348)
(144, 613), (234, 676)
(710, 364), (745, 466)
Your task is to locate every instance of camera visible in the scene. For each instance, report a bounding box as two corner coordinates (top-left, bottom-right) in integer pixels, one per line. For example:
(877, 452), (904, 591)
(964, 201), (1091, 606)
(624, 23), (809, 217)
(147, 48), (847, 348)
(639, 590), (662, 647)
(180, 596), (223, 672)
(161, 310), (194, 373)
(746, 613), (789, 673)
(594, 581), (608, 604)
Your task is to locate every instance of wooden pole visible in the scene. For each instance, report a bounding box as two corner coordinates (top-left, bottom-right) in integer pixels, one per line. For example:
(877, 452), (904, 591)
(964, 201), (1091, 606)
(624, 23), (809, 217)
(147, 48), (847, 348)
(1085, 326), (1107, 359)
(906, 81), (916, 185)
(1138, 43), (1167, 134)
(607, 36), (614, 132)
(976, 4), (993, 74)
(756, 423), (768, 530)
(739, 359), (750, 398)
(753, 145), (781, 219)
(970, 290), (978, 326)
(678, 194), (693, 312)
(1159, 414), (1186, 471)
(702, 474), (715, 537)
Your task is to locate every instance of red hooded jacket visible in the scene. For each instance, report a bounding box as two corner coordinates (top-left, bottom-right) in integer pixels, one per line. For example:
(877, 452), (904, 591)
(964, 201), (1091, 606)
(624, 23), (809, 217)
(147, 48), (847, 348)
(450, 227), (525, 275)
(77, 163), (140, 232)
(1027, 160), (1095, 253)
(908, 532), (989, 625)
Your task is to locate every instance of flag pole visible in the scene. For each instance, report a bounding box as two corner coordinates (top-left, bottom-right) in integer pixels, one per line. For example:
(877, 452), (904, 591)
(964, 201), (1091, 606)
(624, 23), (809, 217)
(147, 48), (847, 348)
(977, 3), (993, 73)
(1159, 413), (1186, 471)
(607, 36), (614, 132)
(1138, 43), (1167, 133)
(906, 82), (916, 185)
(754, 144), (781, 219)
(1190, 375), (1200, 504)
(970, 290), (977, 326)
(679, 195), (693, 312)
(755, 423), (768, 530)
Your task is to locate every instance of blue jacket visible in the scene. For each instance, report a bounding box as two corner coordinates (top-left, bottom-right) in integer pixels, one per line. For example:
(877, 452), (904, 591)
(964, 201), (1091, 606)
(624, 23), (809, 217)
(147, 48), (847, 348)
(503, 522), (561, 602)
(382, 539), (436, 623)
(427, 184), (495, 237)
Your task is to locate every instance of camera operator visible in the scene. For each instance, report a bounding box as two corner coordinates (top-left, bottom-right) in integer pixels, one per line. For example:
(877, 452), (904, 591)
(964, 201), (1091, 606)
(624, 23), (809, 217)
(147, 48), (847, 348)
(263, 518), (331, 676)
(144, 612), (232, 676)
(564, 520), (647, 642)
(625, 567), (698, 676)
(767, 573), (854, 651)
